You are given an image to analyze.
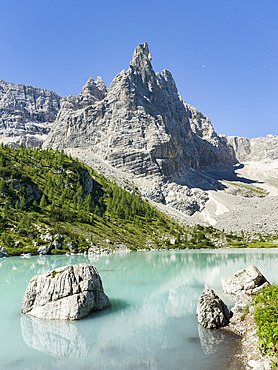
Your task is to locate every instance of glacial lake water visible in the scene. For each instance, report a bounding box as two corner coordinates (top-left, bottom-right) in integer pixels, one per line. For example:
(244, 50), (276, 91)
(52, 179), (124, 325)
(1, 249), (278, 370)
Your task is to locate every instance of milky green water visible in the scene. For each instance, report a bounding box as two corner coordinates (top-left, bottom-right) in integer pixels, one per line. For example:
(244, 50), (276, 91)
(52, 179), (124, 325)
(0, 249), (278, 370)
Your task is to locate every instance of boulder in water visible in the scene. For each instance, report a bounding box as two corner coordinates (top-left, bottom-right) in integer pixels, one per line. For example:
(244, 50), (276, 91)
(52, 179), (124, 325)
(196, 289), (230, 329)
(21, 263), (110, 320)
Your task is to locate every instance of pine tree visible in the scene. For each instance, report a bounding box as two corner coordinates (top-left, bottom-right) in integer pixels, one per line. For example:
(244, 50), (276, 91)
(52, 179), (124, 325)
(39, 194), (47, 209)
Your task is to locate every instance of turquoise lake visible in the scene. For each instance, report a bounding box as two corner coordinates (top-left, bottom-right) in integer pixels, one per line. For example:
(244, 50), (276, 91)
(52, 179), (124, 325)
(1, 249), (278, 370)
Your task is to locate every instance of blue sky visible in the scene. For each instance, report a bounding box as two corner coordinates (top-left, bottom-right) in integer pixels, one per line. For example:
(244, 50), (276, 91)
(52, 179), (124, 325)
(1, 0), (277, 138)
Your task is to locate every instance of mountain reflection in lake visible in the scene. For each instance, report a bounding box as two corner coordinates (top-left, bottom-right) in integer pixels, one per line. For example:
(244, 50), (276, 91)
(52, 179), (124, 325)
(1, 249), (278, 369)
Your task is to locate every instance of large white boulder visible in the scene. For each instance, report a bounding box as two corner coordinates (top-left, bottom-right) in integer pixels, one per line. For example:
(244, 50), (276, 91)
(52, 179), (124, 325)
(21, 263), (110, 320)
(222, 264), (269, 296)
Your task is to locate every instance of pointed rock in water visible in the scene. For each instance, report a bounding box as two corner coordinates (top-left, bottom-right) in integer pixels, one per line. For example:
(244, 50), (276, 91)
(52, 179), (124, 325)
(196, 289), (230, 329)
(0, 246), (9, 257)
(21, 263), (110, 320)
(222, 264), (269, 296)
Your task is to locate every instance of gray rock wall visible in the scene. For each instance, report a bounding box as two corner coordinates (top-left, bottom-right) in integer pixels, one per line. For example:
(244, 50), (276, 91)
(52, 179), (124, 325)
(228, 135), (278, 162)
(0, 79), (61, 147)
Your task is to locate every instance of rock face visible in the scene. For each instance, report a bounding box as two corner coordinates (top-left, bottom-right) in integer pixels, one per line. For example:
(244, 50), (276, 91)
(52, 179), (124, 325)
(44, 43), (235, 177)
(0, 246), (9, 257)
(228, 135), (278, 162)
(0, 79), (61, 147)
(196, 289), (230, 329)
(222, 264), (269, 296)
(21, 263), (110, 320)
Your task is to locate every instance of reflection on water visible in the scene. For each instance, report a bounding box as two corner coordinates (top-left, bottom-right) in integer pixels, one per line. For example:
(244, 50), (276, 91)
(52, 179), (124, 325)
(1, 249), (278, 369)
(21, 315), (90, 358)
(198, 325), (226, 355)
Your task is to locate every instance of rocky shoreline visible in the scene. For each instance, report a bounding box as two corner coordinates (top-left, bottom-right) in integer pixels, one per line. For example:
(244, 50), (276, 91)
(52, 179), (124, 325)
(224, 310), (271, 370)
(197, 265), (272, 369)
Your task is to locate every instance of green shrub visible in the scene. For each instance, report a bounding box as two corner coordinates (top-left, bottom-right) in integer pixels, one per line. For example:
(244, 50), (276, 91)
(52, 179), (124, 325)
(6, 246), (38, 256)
(51, 249), (68, 255)
(253, 285), (278, 365)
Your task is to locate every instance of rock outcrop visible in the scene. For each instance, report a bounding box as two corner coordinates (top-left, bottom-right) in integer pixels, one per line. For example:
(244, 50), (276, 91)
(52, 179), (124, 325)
(223, 266), (272, 369)
(222, 264), (269, 296)
(228, 135), (278, 162)
(21, 263), (110, 320)
(0, 79), (61, 147)
(0, 246), (9, 257)
(196, 289), (230, 329)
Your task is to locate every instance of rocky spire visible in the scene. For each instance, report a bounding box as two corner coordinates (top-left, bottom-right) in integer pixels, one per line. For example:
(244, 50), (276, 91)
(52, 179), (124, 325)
(128, 43), (156, 90)
(80, 77), (106, 101)
(130, 42), (152, 68)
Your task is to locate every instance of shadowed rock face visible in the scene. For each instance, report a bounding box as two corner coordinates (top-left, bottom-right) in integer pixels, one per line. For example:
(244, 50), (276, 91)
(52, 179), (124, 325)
(0, 79), (61, 147)
(43, 43), (236, 179)
(21, 263), (110, 320)
(196, 289), (230, 329)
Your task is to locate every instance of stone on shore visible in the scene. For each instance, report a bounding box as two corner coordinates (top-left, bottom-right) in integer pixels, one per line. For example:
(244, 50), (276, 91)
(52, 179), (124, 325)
(222, 264), (269, 296)
(0, 246), (9, 257)
(37, 244), (53, 255)
(21, 263), (110, 320)
(196, 289), (230, 329)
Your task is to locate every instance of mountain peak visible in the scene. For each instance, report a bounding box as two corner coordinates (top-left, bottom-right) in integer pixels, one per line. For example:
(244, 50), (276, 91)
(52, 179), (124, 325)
(130, 42), (152, 68)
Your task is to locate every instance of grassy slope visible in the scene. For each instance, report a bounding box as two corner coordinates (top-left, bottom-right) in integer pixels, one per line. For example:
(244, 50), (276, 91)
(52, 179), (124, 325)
(0, 145), (223, 255)
(253, 285), (278, 368)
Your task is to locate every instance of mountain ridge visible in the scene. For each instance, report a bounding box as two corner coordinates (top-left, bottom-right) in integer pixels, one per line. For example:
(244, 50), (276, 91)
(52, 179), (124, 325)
(0, 79), (61, 147)
(44, 43), (236, 178)
(0, 43), (277, 233)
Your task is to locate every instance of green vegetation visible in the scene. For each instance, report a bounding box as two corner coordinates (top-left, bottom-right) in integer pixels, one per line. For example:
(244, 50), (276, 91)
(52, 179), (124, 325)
(0, 144), (224, 255)
(230, 241), (278, 248)
(253, 285), (278, 368)
(0, 145), (276, 255)
(224, 180), (269, 197)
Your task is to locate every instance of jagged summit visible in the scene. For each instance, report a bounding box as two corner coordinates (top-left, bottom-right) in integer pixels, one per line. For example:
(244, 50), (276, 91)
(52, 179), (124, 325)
(129, 43), (153, 73)
(44, 43), (235, 179)
(80, 76), (107, 98)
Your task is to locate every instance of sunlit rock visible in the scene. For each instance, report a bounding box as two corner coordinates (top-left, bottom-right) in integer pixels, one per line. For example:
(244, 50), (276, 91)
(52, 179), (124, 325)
(222, 264), (269, 296)
(21, 263), (110, 320)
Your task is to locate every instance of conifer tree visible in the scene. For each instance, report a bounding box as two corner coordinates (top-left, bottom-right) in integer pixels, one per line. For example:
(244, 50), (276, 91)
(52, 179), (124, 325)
(39, 194), (47, 209)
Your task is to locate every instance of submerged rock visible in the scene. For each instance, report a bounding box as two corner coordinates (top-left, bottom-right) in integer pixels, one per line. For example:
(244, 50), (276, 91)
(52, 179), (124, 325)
(21, 263), (110, 320)
(0, 246), (9, 257)
(222, 264), (269, 296)
(196, 289), (230, 329)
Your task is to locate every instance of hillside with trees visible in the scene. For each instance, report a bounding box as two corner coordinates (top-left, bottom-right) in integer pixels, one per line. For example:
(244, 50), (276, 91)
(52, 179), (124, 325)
(0, 145), (225, 256)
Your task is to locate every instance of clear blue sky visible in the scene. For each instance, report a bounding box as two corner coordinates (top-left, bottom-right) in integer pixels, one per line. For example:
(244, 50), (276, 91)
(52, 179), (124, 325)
(1, 0), (277, 138)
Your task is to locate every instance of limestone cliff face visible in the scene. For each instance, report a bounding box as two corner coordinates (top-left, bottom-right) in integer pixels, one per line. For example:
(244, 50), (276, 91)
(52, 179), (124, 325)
(44, 43), (236, 180)
(0, 79), (61, 147)
(228, 135), (278, 162)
